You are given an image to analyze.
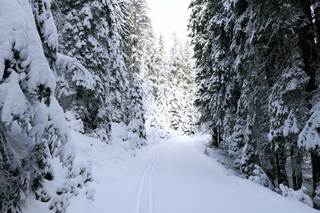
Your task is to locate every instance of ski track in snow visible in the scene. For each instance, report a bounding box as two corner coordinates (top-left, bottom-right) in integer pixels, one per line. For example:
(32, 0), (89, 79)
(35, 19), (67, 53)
(135, 146), (161, 213)
(24, 132), (319, 213)
(71, 134), (318, 213)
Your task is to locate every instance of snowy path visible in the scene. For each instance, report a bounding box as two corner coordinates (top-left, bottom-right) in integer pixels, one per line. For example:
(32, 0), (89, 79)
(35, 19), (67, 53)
(67, 133), (317, 213)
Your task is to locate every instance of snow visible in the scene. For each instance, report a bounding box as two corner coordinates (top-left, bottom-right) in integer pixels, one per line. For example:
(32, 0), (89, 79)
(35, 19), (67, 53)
(279, 184), (313, 207)
(0, 0), (54, 126)
(299, 101), (320, 149)
(56, 53), (97, 92)
(24, 132), (318, 213)
(283, 110), (300, 137)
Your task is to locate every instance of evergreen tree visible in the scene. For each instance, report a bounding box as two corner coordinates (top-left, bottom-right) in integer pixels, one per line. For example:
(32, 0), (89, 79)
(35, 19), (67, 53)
(128, 75), (147, 148)
(166, 36), (195, 135)
(0, 0), (72, 211)
(143, 36), (164, 130)
(189, 0), (320, 201)
(148, 36), (171, 133)
(54, 53), (99, 133)
(54, 0), (128, 141)
(121, 0), (152, 144)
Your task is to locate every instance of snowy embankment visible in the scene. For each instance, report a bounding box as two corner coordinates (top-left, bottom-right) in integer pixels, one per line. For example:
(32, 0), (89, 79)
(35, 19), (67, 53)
(26, 132), (318, 213)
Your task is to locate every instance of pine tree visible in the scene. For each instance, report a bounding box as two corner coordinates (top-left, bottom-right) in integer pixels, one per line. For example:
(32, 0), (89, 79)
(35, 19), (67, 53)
(166, 36), (195, 135)
(143, 36), (164, 131)
(179, 41), (196, 135)
(189, 0), (320, 196)
(121, 0), (152, 144)
(54, 53), (99, 133)
(54, 0), (129, 141)
(148, 36), (171, 133)
(189, 0), (236, 146)
(167, 36), (184, 133)
(0, 0), (72, 211)
(128, 75), (147, 148)
(105, 0), (130, 124)
(55, 0), (129, 127)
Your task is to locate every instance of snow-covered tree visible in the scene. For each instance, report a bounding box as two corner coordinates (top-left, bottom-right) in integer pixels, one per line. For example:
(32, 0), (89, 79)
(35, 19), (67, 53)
(128, 75), (147, 148)
(0, 0), (72, 211)
(54, 0), (129, 141)
(120, 0), (152, 144)
(55, 53), (99, 133)
(189, 0), (320, 201)
(146, 36), (171, 133)
(166, 36), (195, 135)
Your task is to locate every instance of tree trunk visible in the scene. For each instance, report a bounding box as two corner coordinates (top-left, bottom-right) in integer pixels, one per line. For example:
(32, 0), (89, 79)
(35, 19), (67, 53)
(311, 0), (320, 43)
(275, 137), (288, 188)
(298, 0), (319, 94)
(211, 126), (221, 148)
(211, 127), (218, 147)
(290, 144), (303, 190)
(311, 149), (320, 192)
(298, 0), (320, 205)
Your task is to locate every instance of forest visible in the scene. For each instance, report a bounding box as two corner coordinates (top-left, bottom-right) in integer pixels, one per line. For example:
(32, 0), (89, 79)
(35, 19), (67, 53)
(1, 0), (320, 213)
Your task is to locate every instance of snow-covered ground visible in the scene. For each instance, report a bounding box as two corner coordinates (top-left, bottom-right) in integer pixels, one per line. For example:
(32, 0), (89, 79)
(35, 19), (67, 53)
(25, 132), (318, 213)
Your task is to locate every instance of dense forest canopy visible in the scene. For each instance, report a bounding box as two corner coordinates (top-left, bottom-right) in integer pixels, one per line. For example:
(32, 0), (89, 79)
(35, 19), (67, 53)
(189, 0), (320, 208)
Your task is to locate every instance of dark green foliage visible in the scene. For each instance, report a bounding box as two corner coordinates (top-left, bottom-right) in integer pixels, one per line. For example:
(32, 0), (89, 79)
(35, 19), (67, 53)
(190, 0), (320, 206)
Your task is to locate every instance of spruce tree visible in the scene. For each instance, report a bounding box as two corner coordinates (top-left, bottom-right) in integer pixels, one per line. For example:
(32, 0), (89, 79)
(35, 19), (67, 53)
(166, 36), (195, 135)
(54, 0), (129, 141)
(189, 0), (320, 197)
(0, 0), (72, 211)
(148, 36), (171, 132)
(121, 0), (152, 144)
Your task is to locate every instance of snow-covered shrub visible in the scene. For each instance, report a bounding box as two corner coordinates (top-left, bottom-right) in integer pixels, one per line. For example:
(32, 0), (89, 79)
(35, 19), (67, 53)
(146, 125), (171, 144)
(236, 142), (256, 176)
(67, 164), (93, 188)
(85, 188), (96, 201)
(249, 165), (274, 189)
(64, 111), (84, 133)
(313, 185), (320, 209)
(49, 194), (70, 213)
(55, 54), (100, 134)
(279, 184), (313, 207)
(49, 163), (93, 212)
(111, 122), (130, 144)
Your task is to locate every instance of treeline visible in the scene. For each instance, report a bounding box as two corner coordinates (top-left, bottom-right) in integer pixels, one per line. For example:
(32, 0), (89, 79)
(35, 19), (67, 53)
(189, 0), (320, 207)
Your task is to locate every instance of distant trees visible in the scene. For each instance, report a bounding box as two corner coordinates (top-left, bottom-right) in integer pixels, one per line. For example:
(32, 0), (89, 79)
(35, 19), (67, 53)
(189, 0), (320, 207)
(167, 36), (195, 135)
(120, 0), (196, 138)
(144, 34), (196, 136)
(145, 36), (171, 133)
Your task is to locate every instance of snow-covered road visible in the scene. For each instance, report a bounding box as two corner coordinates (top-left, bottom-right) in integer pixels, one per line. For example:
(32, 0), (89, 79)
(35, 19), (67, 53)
(64, 133), (318, 213)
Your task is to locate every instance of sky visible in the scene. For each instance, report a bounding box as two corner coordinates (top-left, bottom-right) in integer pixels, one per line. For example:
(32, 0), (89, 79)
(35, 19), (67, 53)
(147, 0), (190, 47)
